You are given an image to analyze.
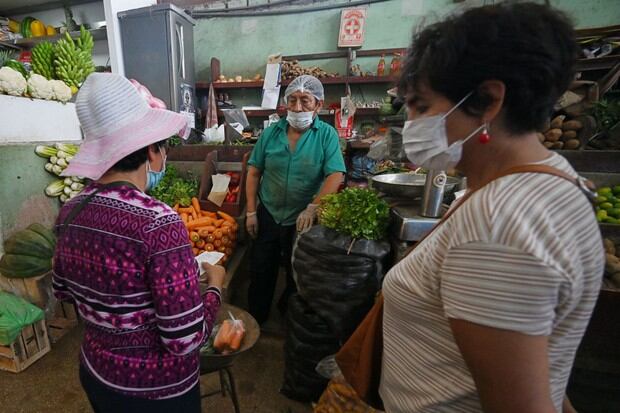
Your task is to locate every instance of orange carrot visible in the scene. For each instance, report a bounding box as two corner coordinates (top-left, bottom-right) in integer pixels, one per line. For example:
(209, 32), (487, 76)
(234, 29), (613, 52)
(186, 217), (215, 230)
(192, 247), (200, 256)
(205, 243), (215, 252)
(178, 207), (194, 214)
(173, 203), (179, 212)
(201, 211), (217, 218)
(197, 226), (216, 238)
(217, 211), (236, 224)
(191, 197), (201, 214)
(213, 219), (224, 228)
(180, 213), (189, 224)
(190, 207), (198, 221)
(189, 231), (200, 243)
(195, 239), (205, 248)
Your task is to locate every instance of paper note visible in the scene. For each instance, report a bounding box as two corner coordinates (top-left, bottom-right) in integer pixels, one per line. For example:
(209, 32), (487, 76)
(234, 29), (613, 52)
(261, 86), (281, 110)
(196, 251), (226, 274)
(263, 63), (281, 89)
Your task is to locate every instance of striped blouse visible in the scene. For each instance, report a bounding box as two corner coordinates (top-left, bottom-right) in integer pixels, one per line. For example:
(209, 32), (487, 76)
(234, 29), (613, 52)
(380, 153), (604, 412)
(52, 183), (221, 399)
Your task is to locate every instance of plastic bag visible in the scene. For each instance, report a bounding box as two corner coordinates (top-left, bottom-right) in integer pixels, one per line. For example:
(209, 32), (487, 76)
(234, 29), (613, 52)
(0, 292), (45, 345)
(282, 294), (339, 403)
(213, 312), (245, 355)
(221, 109), (249, 129)
(293, 226), (390, 340)
(367, 138), (389, 161)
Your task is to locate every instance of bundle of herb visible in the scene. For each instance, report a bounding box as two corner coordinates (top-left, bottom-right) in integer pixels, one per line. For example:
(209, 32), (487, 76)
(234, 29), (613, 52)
(148, 165), (199, 207)
(318, 188), (389, 240)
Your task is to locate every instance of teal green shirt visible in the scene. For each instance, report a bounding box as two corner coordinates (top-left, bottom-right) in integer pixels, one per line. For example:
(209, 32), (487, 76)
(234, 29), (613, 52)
(248, 117), (346, 225)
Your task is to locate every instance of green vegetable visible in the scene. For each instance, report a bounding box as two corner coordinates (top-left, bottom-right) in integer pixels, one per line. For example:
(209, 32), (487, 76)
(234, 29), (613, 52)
(4, 59), (27, 78)
(54, 26), (95, 88)
(148, 165), (199, 207)
(35, 145), (58, 158)
(318, 187), (389, 240)
(45, 179), (65, 196)
(20, 17), (35, 38)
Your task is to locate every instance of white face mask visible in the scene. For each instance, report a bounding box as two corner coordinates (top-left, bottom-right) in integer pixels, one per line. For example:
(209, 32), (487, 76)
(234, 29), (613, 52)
(287, 110), (315, 131)
(402, 92), (484, 171)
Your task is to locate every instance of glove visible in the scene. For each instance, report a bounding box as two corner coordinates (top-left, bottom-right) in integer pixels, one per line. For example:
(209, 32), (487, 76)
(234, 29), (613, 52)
(246, 211), (258, 239)
(296, 204), (319, 233)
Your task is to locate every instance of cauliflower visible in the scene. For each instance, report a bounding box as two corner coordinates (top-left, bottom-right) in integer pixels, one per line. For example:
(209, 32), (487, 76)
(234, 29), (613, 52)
(49, 79), (72, 103)
(0, 66), (27, 96)
(28, 73), (55, 100)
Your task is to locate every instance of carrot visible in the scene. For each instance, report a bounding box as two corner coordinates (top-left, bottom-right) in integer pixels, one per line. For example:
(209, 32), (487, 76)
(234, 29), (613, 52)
(180, 213), (189, 224)
(205, 243), (215, 252)
(201, 211), (217, 218)
(213, 219), (224, 228)
(187, 215), (193, 222)
(191, 197), (201, 214)
(225, 247), (233, 256)
(186, 217), (215, 230)
(229, 328), (244, 352)
(214, 239), (222, 248)
(178, 207), (194, 214)
(173, 203), (179, 212)
(189, 231), (200, 243)
(217, 246), (226, 253)
(221, 221), (233, 228)
(217, 211), (236, 224)
(195, 239), (205, 248)
(198, 227), (216, 238)
(221, 235), (231, 246)
(214, 320), (233, 352)
(192, 248), (200, 256)
(213, 229), (223, 240)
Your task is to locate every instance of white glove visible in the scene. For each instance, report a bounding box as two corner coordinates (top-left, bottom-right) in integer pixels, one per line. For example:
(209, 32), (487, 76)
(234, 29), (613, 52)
(246, 212), (258, 239)
(296, 204), (319, 233)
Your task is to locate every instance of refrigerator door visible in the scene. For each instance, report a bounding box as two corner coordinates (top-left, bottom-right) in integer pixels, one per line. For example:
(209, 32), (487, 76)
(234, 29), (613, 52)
(169, 10), (196, 126)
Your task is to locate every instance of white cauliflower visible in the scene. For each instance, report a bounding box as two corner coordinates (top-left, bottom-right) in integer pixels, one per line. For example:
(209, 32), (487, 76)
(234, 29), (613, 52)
(49, 79), (72, 103)
(28, 73), (55, 100)
(0, 66), (27, 96)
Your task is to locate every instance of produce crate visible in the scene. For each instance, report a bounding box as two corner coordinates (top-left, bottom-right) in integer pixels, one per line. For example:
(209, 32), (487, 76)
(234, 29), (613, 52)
(47, 301), (79, 344)
(0, 319), (51, 373)
(0, 271), (52, 310)
(199, 149), (250, 217)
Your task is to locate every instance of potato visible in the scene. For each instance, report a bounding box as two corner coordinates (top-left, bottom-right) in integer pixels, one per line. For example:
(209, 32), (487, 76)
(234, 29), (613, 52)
(561, 130), (577, 140)
(228, 78), (234, 82)
(606, 253), (620, 274)
(218, 75), (226, 81)
(544, 128), (563, 142)
(235, 75), (243, 82)
(536, 132), (546, 143)
(564, 139), (581, 150)
(551, 141), (564, 149)
(562, 120), (583, 131)
(543, 141), (554, 149)
(550, 115), (566, 129)
(604, 238), (616, 256)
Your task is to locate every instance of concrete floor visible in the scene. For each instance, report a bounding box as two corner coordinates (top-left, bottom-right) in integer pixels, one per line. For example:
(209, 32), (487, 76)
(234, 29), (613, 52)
(0, 268), (313, 413)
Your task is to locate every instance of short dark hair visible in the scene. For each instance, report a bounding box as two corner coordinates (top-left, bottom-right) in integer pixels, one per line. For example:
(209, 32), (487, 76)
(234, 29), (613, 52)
(110, 139), (168, 172)
(398, 2), (579, 134)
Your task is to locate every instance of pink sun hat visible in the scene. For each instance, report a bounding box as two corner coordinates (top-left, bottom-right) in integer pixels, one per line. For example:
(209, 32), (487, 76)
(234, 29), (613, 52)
(61, 73), (190, 180)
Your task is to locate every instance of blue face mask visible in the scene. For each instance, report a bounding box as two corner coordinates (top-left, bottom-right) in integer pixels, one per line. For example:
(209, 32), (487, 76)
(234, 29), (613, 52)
(145, 148), (166, 192)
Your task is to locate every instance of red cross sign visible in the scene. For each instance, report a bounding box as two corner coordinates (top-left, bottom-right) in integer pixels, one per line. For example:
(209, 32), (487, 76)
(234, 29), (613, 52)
(339, 8), (367, 48)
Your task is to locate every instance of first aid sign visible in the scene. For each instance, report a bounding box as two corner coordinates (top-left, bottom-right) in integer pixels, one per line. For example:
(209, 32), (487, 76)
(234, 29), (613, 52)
(338, 8), (367, 48)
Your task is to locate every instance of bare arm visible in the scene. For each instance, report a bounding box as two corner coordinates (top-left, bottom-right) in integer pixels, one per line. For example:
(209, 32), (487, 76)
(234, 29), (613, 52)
(311, 172), (343, 204)
(450, 319), (557, 413)
(563, 396), (578, 413)
(246, 165), (262, 213)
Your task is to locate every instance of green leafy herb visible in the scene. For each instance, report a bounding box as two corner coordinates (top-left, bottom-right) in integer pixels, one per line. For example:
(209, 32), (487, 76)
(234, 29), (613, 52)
(148, 165), (199, 207)
(318, 188), (389, 240)
(592, 99), (620, 133)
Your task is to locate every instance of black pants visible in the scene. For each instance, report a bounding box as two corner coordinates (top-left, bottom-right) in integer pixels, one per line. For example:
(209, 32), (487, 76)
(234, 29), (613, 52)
(79, 364), (201, 413)
(248, 203), (297, 324)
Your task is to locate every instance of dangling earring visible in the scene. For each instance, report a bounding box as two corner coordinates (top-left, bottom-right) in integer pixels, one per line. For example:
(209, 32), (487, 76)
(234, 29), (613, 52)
(479, 124), (491, 144)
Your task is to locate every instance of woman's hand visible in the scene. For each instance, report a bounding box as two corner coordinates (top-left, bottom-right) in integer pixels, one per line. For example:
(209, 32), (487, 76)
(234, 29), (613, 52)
(201, 262), (226, 290)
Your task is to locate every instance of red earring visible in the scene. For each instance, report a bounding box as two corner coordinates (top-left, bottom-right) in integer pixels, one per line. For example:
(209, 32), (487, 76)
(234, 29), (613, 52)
(479, 126), (491, 144)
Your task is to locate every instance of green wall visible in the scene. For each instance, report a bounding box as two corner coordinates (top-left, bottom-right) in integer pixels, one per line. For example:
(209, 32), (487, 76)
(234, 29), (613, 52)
(193, 0), (620, 109)
(0, 145), (60, 251)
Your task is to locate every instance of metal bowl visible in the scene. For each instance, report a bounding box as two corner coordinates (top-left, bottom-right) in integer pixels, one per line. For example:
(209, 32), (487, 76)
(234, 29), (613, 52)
(199, 303), (260, 373)
(371, 173), (460, 198)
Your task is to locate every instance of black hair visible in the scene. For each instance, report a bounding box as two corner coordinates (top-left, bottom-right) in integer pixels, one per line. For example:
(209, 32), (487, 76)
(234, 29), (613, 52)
(109, 139), (168, 172)
(398, 1), (579, 134)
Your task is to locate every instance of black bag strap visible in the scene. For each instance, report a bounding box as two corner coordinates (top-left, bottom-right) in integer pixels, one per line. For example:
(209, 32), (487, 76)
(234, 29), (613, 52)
(59, 181), (137, 232)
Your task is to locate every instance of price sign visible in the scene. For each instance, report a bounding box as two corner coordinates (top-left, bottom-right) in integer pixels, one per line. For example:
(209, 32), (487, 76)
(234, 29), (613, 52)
(338, 8), (367, 48)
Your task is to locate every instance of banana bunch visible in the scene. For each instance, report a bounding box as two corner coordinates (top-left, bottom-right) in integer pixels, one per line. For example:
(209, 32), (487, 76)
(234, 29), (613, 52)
(31, 41), (55, 80)
(53, 26), (95, 88)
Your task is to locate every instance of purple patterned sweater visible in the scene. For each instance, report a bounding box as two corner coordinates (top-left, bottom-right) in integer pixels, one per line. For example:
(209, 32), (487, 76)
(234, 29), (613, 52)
(52, 183), (221, 399)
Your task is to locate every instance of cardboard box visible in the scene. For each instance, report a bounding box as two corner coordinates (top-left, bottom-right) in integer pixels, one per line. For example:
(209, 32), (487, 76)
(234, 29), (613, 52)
(199, 149), (250, 217)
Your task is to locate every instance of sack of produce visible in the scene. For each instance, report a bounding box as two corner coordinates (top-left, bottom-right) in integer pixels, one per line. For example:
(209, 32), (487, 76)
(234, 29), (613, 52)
(281, 294), (339, 403)
(0, 292), (45, 345)
(294, 225), (390, 340)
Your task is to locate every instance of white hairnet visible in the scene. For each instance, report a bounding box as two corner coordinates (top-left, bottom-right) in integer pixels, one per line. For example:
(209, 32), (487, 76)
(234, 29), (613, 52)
(284, 75), (325, 102)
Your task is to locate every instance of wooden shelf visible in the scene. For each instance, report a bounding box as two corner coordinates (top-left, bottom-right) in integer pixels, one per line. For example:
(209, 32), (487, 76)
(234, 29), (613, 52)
(197, 75), (397, 91)
(216, 108), (381, 118)
(6, 27), (107, 49)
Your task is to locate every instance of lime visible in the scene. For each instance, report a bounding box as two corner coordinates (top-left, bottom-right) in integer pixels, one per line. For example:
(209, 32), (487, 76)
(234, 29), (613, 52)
(596, 196), (608, 204)
(597, 210), (608, 221)
(613, 185), (620, 195)
(609, 208), (620, 218)
(599, 187), (612, 195)
(614, 203), (620, 209)
(603, 217), (619, 224)
(601, 202), (614, 210)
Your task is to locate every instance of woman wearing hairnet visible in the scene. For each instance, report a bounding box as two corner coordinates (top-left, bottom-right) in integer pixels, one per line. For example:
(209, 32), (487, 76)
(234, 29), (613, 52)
(245, 75), (346, 325)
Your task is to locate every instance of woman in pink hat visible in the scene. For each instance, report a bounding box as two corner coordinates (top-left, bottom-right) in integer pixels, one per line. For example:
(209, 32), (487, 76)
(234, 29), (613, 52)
(52, 73), (223, 412)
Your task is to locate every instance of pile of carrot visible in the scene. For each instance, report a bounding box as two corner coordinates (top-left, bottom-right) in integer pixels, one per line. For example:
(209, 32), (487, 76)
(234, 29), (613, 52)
(174, 197), (239, 265)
